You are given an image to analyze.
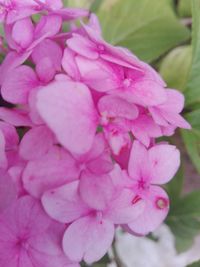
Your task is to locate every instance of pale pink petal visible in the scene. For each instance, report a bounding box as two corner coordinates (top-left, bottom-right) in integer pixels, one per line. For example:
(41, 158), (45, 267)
(129, 80), (167, 106)
(0, 51), (32, 85)
(160, 111), (191, 129)
(62, 48), (80, 80)
(32, 39), (62, 70)
(105, 189), (145, 224)
(29, 223), (78, 267)
(12, 17), (34, 48)
(128, 186), (169, 235)
(34, 15), (62, 40)
(132, 115), (162, 147)
(148, 144), (180, 184)
(79, 171), (114, 210)
(0, 196), (51, 237)
(98, 95), (138, 120)
(54, 8), (89, 20)
(128, 141), (149, 179)
(45, 0), (63, 10)
(76, 133), (106, 162)
(36, 81), (98, 154)
(0, 130), (7, 169)
(87, 152), (113, 174)
(159, 89), (185, 113)
(87, 14), (102, 34)
(63, 215), (114, 263)
(0, 121), (19, 150)
(149, 107), (168, 126)
(19, 126), (54, 160)
(42, 181), (90, 223)
(76, 56), (122, 92)
(1, 66), (38, 104)
(0, 170), (16, 213)
(67, 34), (98, 59)
(0, 108), (33, 127)
(23, 146), (79, 198)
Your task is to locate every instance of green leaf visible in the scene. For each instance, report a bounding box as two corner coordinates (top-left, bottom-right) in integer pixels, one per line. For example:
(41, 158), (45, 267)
(178, 0), (192, 18)
(166, 190), (200, 252)
(184, 0), (200, 106)
(181, 129), (200, 174)
(159, 45), (192, 91)
(187, 261), (200, 267)
(166, 166), (184, 203)
(97, 0), (190, 62)
(65, 0), (93, 8)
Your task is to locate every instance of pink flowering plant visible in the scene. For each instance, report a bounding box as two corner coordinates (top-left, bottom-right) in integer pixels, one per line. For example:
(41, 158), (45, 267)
(0, 0), (200, 266)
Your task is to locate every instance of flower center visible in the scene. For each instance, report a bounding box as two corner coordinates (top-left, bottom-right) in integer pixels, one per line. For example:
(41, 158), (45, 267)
(138, 178), (148, 190)
(97, 44), (105, 53)
(156, 197), (169, 210)
(16, 236), (29, 250)
(123, 78), (132, 88)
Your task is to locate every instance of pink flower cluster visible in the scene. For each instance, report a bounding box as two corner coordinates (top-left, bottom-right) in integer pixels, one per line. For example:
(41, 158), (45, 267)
(0, 0), (190, 266)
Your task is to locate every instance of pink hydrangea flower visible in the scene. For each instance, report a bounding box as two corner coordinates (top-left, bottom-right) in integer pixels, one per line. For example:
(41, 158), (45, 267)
(0, 2), (191, 265)
(0, 195), (79, 267)
(125, 141), (180, 235)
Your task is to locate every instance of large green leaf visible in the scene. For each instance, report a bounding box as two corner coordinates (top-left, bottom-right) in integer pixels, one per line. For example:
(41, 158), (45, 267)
(178, 0), (192, 18)
(182, 108), (200, 174)
(166, 166), (184, 203)
(97, 0), (190, 62)
(184, 0), (200, 106)
(181, 130), (200, 174)
(187, 261), (200, 267)
(159, 45), (192, 91)
(166, 190), (200, 252)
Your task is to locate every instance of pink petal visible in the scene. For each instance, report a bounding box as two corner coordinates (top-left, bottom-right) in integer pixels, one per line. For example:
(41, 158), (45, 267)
(34, 14), (62, 40)
(128, 141), (149, 179)
(79, 171), (114, 210)
(132, 115), (162, 147)
(148, 144), (180, 184)
(130, 80), (167, 106)
(19, 126), (54, 160)
(105, 188), (145, 224)
(67, 34), (98, 60)
(98, 95), (138, 120)
(29, 222), (78, 267)
(0, 51), (32, 85)
(149, 107), (168, 126)
(0, 196), (51, 237)
(76, 56), (122, 92)
(87, 152), (113, 174)
(160, 111), (191, 129)
(0, 170), (16, 213)
(76, 133), (106, 162)
(23, 146), (79, 198)
(42, 181), (90, 223)
(0, 121), (19, 150)
(0, 130), (8, 169)
(159, 89), (185, 113)
(54, 7), (89, 20)
(0, 108), (32, 127)
(63, 215), (114, 263)
(12, 17), (34, 48)
(62, 48), (80, 80)
(32, 39), (62, 69)
(128, 186), (169, 235)
(36, 81), (98, 154)
(1, 65), (38, 104)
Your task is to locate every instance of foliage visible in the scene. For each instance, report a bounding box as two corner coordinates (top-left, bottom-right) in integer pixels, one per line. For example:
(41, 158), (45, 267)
(97, 0), (190, 62)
